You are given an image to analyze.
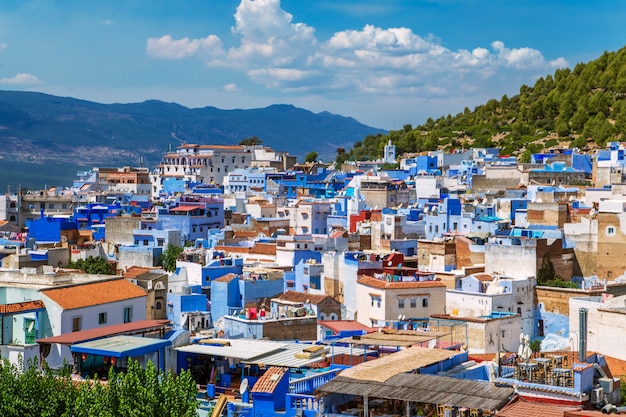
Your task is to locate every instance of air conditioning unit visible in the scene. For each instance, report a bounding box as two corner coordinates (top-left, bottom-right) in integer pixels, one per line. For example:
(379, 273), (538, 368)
(591, 387), (604, 404)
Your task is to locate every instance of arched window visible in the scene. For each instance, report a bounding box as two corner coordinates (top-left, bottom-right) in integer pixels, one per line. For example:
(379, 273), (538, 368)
(156, 301), (162, 310)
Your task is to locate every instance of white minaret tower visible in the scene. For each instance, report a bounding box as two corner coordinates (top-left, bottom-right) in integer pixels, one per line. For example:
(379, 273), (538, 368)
(384, 139), (396, 163)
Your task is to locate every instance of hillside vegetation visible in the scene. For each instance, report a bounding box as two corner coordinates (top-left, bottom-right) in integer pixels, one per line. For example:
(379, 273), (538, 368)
(340, 46), (626, 164)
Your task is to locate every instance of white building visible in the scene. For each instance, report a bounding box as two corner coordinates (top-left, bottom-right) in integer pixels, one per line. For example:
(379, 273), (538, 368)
(39, 278), (147, 368)
(569, 294), (626, 361)
(446, 273), (536, 338)
(355, 275), (447, 327)
(150, 144), (252, 198)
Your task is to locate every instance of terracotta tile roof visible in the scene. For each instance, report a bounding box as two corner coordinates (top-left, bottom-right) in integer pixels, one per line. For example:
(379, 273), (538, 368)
(357, 275), (446, 289)
(474, 273), (495, 282)
(123, 266), (160, 279)
(0, 300), (45, 314)
(215, 245), (250, 254)
(497, 396), (581, 417)
(234, 231), (259, 238)
(250, 243), (276, 255)
(250, 366), (287, 394)
(169, 205), (202, 212)
(213, 273), (238, 283)
(276, 290), (333, 305)
(41, 278), (146, 310)
(317, 320), (376, 334)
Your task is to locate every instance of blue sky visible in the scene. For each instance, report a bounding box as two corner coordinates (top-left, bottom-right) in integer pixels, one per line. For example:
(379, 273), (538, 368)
(1, 0), (625, 130)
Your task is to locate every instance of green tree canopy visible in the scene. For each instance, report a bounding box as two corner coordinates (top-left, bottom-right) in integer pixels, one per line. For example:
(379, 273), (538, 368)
(305, 151), (318, 163)
(0, 357), (198, 417)
(160, 244), (183, 273)
(67, 256), (114, 274)
(238, 135), (263, 146)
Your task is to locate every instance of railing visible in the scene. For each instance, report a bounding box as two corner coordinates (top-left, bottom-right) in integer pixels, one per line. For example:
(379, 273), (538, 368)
(289, 369), (341, 394)
(287, 393), (323, 416)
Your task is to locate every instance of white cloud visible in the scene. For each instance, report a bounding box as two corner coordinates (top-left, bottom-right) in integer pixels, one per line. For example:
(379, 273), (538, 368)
(223, 83), (241, 92)
(146, 35), (224, 60)
(0, 73), (42, 85)
(145, 0), (568, 100)
(0, 43), (6, 51)
(102, 19), (114, 25)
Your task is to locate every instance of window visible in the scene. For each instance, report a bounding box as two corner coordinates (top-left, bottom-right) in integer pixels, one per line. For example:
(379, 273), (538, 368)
(422, 298), (429, 308)
(398, 299), (405, 309)
(607, 226), (616, 236)
(156, 301), (162, 310)
(310, 275), (321, 290)
(410, 298), (417, 308)
(24, 318), (36, 344)
(99, 312), (108, 325)
(123, 307), (133, 323)
(49, 203), (55, 209)
(72, 316), (82, 332)
(157, 238), (164, 247)
(143, 239), (149, 246)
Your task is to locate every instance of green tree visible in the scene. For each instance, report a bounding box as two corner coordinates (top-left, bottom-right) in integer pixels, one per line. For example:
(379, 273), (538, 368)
(0, 357), (198, 417)
(335, 147), (349, 165)
(160, 244), (183, 273)
(67, 256), (114, 274)
(529, 340), (542, 355)
(304, 151), (318, 163)
(537, 254), (556, 285)
(238, 135), (262, 146)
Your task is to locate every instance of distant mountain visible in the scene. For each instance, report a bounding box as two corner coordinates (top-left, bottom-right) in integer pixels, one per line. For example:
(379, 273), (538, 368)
(343, 46), (626, 163)
(0, 91), (386, 190)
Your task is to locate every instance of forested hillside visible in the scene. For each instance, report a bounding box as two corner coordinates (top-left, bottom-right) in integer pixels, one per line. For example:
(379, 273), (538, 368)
(338, 46), (626, 164)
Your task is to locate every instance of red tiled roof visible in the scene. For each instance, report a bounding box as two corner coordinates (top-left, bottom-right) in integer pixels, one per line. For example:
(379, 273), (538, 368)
(170, 205), (202, 212)
(474, 273), (495, 282)
(215, 245), (250, 254)
(276, 290), (334, 305)
(41, 278), (147, 310)
(123, 266), (160, 279)
(0, 300), (45, 314)
(250, 366), (287, 393)
(36, 319), (170, 345)
(357, 275), (446, 289)
(250, 243), (276, 255)
(497, 396), (580, 417)
(213, 273), (238, 283)
(317, 320), (376, 334)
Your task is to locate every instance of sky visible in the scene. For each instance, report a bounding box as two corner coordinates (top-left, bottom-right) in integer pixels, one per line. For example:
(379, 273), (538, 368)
(1, 0), (626, 131)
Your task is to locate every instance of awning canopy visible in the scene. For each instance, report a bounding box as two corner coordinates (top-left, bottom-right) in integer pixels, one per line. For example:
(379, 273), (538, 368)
(36, 319), (170, 346)
(316, 374), (514, 411)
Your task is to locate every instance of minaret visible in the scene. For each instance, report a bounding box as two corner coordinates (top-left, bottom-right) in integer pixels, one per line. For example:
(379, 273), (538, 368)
(384, 139), (396, 163)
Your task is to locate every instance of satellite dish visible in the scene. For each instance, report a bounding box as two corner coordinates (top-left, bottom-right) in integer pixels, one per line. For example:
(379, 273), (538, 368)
(388, 261), (393, 266)
(240, 378), (249, 395)
(398, 314), (403, 321)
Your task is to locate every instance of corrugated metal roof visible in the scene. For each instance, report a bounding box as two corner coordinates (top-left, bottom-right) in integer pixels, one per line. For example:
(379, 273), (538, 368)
(242, 343), (374, 368)
(316, 374), (514, 411)
(175, 339), (287, 360)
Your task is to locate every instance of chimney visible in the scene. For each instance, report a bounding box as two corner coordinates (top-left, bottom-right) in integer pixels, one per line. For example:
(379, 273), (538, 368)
(579, 307), (588, 362)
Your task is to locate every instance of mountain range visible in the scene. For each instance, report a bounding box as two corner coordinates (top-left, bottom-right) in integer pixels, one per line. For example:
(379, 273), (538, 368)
(0, 90), (387, 190)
